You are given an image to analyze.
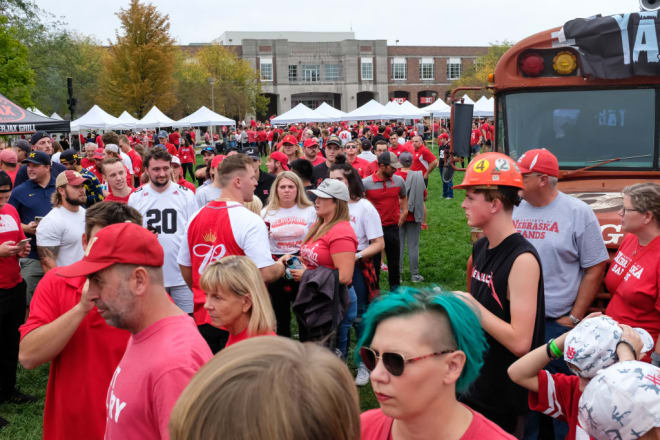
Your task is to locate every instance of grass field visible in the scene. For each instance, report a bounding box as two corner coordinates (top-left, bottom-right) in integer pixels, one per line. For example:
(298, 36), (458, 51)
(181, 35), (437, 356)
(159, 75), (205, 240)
(0, 155), (470, 438)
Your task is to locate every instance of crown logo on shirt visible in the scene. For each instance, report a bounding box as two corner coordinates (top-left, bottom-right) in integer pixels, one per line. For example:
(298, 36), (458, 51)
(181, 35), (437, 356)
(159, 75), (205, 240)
(203, 230), (217, 243)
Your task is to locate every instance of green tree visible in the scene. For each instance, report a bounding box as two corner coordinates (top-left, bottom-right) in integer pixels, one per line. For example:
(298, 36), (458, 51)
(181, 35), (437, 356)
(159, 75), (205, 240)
(452, 42), (513, 100)
(0, 16), (34, 107)
(175, 44), (268, 120)
(98, 0), (177, 118)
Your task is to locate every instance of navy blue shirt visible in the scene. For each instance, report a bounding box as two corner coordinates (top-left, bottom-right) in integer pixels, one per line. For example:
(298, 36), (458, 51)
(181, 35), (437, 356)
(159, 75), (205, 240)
(14, 162), (65, 188)
(8, 175), (56, 259)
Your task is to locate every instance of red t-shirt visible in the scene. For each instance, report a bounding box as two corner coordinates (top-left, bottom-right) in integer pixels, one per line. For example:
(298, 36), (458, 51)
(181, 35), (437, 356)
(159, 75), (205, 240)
(126, 149), (143, 178)
(5, 168), (17, 184)
(20, 268), (130, 440)
(86, 164), (103, 183)
(81, 157), (95, 169)
(257, 131), (268, 142)
(349, 156), (371, 178)
(306, 155), (326, 166)
(168, 132), (180, 147)
(411, 145), (437, 173)
(105, 188), (135, 204)
(0, 203), (25, 288)
(300, 221), (357, 270)
(178, 145), (195, 164)
(178, 178), (196, 193)
(481, 123), (494, 141)
(528, 371), (592, 440)
(104, 315), (212, 440)
(366, 160), (379, 176)
(226, 328), (276, 348)
(95, 135), (104, 149)
(605, 233), (660, 361)
(360, 406), (515, 440)
(471, 129), (482, 146)
(164, 143), (178, 156)
(389, 142), (413, 157)
(247, 130), (257, 143)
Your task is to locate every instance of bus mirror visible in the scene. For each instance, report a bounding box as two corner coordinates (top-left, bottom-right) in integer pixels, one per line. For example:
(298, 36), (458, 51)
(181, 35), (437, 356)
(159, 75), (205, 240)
(451, 103), (473, 158)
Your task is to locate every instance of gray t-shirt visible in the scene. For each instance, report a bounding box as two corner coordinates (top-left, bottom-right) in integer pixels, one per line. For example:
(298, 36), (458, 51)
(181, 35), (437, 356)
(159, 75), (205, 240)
(513, 191), (608, 317)
(194, 184), (222, 210)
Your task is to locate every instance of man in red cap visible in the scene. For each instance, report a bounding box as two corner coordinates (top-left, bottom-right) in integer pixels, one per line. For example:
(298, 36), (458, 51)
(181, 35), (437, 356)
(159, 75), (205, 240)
(54, 222), (211, 440)
(267, 151), (289, 175)
(512, 148), (608, 440)
(302, 138), (325, 166)
(452, 152), (545, 434)
(35, 170), (88, 272)
(178, 154), (285, 352)
(0, 149), (18, 184)
(19, 202), (142, 440)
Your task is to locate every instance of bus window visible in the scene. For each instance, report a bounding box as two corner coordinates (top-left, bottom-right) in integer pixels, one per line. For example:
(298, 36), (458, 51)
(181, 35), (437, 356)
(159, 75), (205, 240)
(502, 89), (655, 169)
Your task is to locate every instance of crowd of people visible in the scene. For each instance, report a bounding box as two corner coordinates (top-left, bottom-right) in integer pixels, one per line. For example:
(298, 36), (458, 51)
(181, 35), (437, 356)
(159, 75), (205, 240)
(0, 118), (657, 440)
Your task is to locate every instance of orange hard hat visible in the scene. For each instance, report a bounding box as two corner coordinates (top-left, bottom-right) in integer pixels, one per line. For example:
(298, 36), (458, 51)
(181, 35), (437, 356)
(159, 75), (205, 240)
(454, 152), (524, 190)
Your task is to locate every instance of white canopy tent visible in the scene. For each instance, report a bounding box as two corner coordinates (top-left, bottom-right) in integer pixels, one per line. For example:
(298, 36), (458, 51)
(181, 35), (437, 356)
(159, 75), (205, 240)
(50, 112), (63, 120)
(396, 100), (430, 119)
(172, 106), (235, 128)
(70, 105), (132, 132)
(28, 107), (47, 117)
(271, 103), (323, 125)
(138, 106), (176, 129)
(312, 102), (347, 122)
(473, 96), (494, 117)
(341, 99), (400, 121)
(421, 99), (451, 118)
(117, 111), (140, 128)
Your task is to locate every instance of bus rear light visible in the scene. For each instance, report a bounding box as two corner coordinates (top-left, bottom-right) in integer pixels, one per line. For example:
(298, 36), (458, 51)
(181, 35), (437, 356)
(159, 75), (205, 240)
(519, 53), (544, 77)
(553, 51), (577, 75)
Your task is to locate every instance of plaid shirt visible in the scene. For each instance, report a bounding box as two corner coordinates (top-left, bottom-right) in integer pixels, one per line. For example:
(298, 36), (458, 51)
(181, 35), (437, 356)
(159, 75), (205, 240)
(79, 167), (104, 206)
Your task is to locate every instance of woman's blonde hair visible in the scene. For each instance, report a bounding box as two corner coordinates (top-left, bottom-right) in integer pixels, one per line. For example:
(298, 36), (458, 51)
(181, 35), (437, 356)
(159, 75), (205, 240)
(263, 171), (312, 213)
(169, 336), (360, 440)
(244, 195), (263, 215)
(303, 198), (349, 244)
(199, 256), (275, 336)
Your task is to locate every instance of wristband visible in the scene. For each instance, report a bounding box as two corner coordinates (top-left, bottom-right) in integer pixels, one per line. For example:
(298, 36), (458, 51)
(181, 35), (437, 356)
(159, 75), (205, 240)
(652, 352), (660, 367)
(568, 314), (581, 325)
(546, 340), (554, 359)
(616, 339), (637, 360)
(549, 339), (563, 358)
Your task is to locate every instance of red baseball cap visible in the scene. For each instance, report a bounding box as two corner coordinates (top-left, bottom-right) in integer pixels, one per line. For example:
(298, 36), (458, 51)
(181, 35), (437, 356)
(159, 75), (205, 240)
(282, 135), (298, 145)
(58, 222), (164, 278)
(211, 154), (226, 169)
(303, 138), (319, 148)
(517, 148), (559, 177)
(93, 148), (104, 160)
(270, 151), (289, 171)
(55, 170), (88, 188)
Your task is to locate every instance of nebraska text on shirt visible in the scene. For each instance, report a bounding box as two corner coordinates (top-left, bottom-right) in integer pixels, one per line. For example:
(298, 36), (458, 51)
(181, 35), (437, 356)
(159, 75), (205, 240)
(513, 219), (560, 240)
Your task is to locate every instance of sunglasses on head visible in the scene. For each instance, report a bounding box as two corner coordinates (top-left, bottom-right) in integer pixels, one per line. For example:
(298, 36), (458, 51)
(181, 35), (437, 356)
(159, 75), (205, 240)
(359, 346), (454, 376)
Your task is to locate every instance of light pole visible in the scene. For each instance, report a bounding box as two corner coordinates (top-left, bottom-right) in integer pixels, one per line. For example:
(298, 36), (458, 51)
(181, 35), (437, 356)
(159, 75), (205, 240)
(208, 77), (216, 141)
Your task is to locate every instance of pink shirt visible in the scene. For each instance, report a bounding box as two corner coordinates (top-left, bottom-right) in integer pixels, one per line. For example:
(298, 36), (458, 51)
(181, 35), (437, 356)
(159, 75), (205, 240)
(104, 314), (212, 440)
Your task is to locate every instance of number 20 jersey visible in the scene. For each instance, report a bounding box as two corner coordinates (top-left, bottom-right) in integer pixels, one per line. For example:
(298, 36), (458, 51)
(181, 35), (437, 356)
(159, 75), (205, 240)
(128, 183), (197, 287)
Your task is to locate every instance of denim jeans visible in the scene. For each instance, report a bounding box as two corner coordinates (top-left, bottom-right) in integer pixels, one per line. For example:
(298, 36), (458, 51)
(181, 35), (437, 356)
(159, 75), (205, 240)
(438, 165), (454, 198)
(351, 261), (369, 343)
(337, 286), (358, 359)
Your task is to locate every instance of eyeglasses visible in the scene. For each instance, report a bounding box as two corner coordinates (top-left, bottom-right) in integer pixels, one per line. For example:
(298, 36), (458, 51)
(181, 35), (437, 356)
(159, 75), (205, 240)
(620, 207), (642, 215)
(359, 346), (454, 376)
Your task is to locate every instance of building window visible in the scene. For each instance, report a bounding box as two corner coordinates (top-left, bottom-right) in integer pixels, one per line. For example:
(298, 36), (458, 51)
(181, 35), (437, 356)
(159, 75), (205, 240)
(361, 57), (373, 80)
(260, 57), (273, 81)
(447, 57), (462, 80)
(302, 64), (320, 82)
(325, 64), (341, 81)
(288, 65), (297, 82)
(420, 58), (434, 80)
(391, 58), (407, 80)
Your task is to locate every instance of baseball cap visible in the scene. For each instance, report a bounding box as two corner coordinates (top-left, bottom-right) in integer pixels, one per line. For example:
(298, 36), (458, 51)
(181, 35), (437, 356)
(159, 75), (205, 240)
(93, 148), (105, 160)
(158, 130), (168, 139)
(0, 149), (18, 164)
(377, 151), (402, 169)
(171, 156), (181, 166)
(14, 139), (31, 155)
(201, 146), (216, 155)
(517, 148), (559, 177)
(58, 222), (164, 278)
(25, 151), (50, 166)
(563, 315), (654, 378)
(243, 147), (259, 160)
(326, 135), (343, 147)
(30, 131), (49, 146)
(104, 144), (120, 154)
(578, 361), (660, 440)
(270, 151), (289, 171)
(303, 138), (319, 149)
(59, 149), (80, 164)
(282, 134), (298, 145)
(211, 154), (226, 169)
(55, 170), (88, 188)
(310, 178), (350, 202)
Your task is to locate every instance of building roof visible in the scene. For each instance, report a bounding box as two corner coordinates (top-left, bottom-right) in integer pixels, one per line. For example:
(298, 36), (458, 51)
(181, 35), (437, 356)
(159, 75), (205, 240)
(215, 31), (356, 45)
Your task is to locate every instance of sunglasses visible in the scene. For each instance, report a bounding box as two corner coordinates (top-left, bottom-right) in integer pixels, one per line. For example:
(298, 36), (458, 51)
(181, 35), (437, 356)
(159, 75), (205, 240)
(345, 144), (358, 149)
(359, 346), (454, 376)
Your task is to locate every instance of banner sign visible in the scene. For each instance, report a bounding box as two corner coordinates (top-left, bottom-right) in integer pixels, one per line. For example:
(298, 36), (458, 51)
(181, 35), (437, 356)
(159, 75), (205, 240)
(553, 11), (660, 79)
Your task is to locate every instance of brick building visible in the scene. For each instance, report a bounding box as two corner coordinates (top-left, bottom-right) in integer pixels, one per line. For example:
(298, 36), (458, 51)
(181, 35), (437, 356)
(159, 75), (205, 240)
(191, 31), (488, 118)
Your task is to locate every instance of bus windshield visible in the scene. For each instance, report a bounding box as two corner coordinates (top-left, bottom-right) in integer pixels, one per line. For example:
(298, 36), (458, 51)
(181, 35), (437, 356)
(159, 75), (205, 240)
(501, 88), (657, 169)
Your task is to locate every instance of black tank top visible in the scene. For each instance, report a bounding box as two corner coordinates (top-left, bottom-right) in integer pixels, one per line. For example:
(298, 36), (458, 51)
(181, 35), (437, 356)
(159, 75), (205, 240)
(461, 233), (545, 416)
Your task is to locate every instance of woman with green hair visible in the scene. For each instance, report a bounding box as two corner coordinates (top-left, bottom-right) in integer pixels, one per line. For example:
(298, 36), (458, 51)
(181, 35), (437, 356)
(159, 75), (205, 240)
(358, 288), (515, 439)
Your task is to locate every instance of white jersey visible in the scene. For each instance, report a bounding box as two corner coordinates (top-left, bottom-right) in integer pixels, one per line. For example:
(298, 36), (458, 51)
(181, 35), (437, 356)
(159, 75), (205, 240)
(261, 205), (317, 255)
(194, 184), (222, 210)
(128, 182), (197, 287)
(348, 198), (384, 251)
(119, 151), (134, 175)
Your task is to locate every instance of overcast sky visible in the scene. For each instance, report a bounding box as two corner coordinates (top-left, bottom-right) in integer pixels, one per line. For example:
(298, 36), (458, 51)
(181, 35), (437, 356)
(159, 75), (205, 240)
(38, 0), (639, 46)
